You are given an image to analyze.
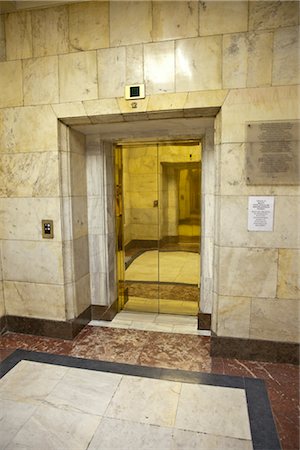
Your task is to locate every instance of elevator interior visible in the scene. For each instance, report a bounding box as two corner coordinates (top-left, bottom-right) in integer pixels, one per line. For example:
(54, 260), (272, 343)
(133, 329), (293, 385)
(115, 141), (201, 316)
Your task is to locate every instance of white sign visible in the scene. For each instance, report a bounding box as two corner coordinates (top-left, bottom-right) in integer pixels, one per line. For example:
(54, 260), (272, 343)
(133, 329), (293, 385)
(248, 196), (274, 232)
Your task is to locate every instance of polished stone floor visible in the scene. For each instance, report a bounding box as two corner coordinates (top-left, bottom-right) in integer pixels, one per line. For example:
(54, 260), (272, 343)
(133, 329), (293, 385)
(0, 324), (299, 450)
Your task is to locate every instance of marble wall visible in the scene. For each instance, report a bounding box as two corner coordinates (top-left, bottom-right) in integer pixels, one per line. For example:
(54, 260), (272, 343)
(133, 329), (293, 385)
(0, 1), (299, 345)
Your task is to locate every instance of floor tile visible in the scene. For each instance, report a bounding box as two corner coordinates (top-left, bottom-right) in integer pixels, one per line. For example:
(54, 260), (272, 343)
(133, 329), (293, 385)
(175, 384), (251, 440)
(6, 403), (101, 450)
(0, 360), (68, 404)
(105, 375), (181, 427)
(88, 417), (174, 450)
(46, 367), (121, 416)
(0, 399), (37, 449)
(172, 428), (253, 450)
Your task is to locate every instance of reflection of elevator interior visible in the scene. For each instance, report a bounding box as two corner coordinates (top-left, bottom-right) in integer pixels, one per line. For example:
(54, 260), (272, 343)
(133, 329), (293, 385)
(117, 142), (201, 316)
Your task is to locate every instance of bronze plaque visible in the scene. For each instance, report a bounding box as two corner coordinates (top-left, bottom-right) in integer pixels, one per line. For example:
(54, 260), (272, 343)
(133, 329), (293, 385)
(246, 121), (300, 185)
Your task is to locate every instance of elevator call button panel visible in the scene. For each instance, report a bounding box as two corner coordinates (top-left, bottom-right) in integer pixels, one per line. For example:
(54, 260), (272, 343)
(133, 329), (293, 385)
(42, 220), (54, 239)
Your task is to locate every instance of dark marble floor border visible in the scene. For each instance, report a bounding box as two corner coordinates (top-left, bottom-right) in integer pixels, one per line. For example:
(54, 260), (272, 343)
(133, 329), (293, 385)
(0, 349), (281, 450)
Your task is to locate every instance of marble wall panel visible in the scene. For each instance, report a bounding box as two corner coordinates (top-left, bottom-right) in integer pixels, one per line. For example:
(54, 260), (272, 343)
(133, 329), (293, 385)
(75, 273), (91, 315)
(221, 85), (299, 143)
(277, 249), (300, 300)
(4, 281), (66, 320)
(2, 240), (64, 285)
(223, 33), (247, 89)
(69, 128), (86, 155)
(247, 31), (273, 87)
(199, 1), (248, 36)
(73, 236), (90, 281)
(152, 1), (198, 41)
(272, 26), (300, 86)
(0, 153), (60, 198)
(126, 44), (143, 85)
(0, 106), (58, 152)
(23, 56), (59, 106)
(144, 41), (175, 95)
(218, 247), (278, 298)
(31, 5), (69, 57)
(70, 153), (87, 197)
(0, 15), (5, 61)
(218, 143), (300, 196)
(53, 102), (87, 121)
(97, 47), (125, 99)
(109, 1), (152, 46)
(0, 197), (62, 241)
(147, 93), (187, 112)
(59, 51), (98, 103)
(84, 99), (120, 118)
(88, 235), (107, 275)
(249, 1), (299, 30)
(90, 272), (108, 306)
(0, 281), (4, 317)
(184, 90), (228, 110)
(71, 196), (88, 240)
(5, 10), (32, 60)
(217, 296), (251, 338)
(217, 195), (300, 249)
(250, 298), (299, 342)
(176, 36), (222, 92)
(0, 61), (23, 108)
(69, 1), (109, 51)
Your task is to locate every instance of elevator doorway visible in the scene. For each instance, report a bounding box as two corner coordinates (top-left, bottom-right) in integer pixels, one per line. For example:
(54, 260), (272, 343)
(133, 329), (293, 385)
(115, 141), (201, 316)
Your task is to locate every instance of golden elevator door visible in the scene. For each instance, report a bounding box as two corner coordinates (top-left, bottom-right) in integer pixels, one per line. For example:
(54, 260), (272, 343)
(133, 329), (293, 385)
(116, 142), (201, 316)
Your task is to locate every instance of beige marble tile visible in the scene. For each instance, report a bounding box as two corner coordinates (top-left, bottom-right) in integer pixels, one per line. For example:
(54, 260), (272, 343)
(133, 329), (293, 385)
(85, 98), (121, 117)
(75, 273), (91, 316)
(250, 298), (300, 342)
(8, 402), (101, 450)
(126, 44), (143, 84)
(0, 60), (23, 108)
(218, 247), (278, 298)
(2, 240), (64, 285)
(69, 1), (109, 51)
(97, 46), (125, 98)
(176, 36), (222, 92)
(0, 281), (5, 317)
(221, 85), (299, 143)
(0, 152), (60, 197)
(70, 153), (87, 196)
(272, 26), (300, 86)
(105, 375), (180, 427)
(110, 1), (152, 46)
(144, 41), (175, 95)
(0, 361), (68, 403)
(277, 249), (300, 300)
(152, 1), (198, 42)
(59, 51), (98, 103)
(176, 384), (251, 439)
(147, 92), (187, 112)
(23, 56), (58, 106)
(4, 281), (66, 320)
(32, 5), (69, 57)
(53, 103), (86, 122)
(0, 15), (5, 61)
(118, 97), (149, 114)
(218, 142), (300, 196)
(69, 127), (85, 154)
(223, 33), (247, 89)
(0, 399), (37, 449)
(217, 295), (251, 338)
(249, 1), (299, 30)
(0, 197), (62, 241)
(199, 1), (248, 36)
(185, 89), (228, 109)
(247, 31), (273, 87)
(216, 195), (300, 249)
(71, 196), (88, 239)
(5, 10), (32, 60)
(173, 429), (252, 450)
(0, 106), (58, 153)
(73, 235), (89, 280)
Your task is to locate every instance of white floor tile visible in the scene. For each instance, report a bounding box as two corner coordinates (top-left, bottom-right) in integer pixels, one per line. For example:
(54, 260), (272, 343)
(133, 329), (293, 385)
(88, 417), (173, 450)
(105, 375), (181, 427)
(176, 384), (251, 440)
(172, 429), (253, 450)
(0, 399), (37, 449)
(46, 367), (121, 416)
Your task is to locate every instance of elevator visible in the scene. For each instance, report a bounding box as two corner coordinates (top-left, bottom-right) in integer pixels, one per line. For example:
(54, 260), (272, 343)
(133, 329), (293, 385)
(115, 141), (201, 316)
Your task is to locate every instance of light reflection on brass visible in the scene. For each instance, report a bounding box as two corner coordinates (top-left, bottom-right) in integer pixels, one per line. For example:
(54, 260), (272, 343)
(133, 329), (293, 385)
(115, 141), (201, 316)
